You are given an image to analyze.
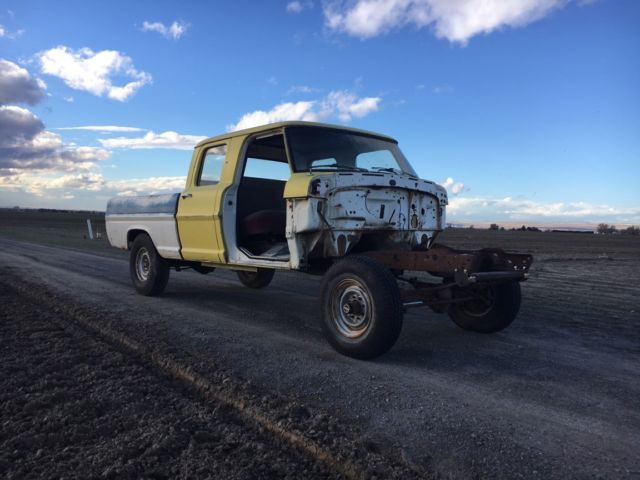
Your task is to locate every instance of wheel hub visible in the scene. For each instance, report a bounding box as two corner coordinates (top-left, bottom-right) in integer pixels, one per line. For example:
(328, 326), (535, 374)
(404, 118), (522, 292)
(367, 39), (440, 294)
(135, 248), (151, 282)
(331, 279), (372, 338)
(460, 285), (496, 317)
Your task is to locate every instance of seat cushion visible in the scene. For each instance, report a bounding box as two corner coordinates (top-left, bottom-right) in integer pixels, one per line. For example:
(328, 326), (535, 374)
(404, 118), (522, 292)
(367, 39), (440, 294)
(240, 210), (286, 237)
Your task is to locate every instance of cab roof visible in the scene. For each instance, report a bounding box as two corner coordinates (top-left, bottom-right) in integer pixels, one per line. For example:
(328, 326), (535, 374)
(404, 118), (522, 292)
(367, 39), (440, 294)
(195, 121), (397, 148)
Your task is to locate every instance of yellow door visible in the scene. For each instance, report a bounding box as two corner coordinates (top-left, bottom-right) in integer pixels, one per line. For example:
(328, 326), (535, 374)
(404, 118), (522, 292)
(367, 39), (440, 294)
(176, 144), (227, 262)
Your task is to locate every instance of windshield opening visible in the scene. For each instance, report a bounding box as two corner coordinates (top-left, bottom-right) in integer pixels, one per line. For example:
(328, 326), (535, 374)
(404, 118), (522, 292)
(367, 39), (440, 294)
(285, 127), (417, 177)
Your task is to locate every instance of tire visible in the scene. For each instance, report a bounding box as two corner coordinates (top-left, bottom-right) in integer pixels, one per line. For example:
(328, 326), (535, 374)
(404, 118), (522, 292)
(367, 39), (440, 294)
(129, 234), (170, 296)
(320, 256), (403, 359)
(236, 268), (275, 289)
(448, 281), (521, 333)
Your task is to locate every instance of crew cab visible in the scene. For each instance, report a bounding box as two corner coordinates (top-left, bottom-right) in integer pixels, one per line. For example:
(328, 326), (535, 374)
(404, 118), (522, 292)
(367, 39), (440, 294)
(106, 122), (531, 359)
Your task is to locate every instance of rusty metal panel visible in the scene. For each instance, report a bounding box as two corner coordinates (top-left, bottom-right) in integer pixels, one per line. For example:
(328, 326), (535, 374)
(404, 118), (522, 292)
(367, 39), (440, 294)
(364, 244), (533, 276)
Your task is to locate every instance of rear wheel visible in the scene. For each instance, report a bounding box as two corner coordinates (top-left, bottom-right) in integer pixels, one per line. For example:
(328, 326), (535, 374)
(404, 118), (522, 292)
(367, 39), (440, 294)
(320, 256), (403, 359)
(448, 281), (521, 333)
(129, 234), (170, 296)
(236, 268), (275, 289)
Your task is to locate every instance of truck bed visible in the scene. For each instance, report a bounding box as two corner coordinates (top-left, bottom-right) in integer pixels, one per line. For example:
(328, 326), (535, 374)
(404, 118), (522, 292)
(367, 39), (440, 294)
(105, 194), (182, 259)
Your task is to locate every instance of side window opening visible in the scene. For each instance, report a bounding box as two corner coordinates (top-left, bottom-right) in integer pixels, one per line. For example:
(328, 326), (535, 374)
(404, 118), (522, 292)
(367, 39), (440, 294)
(197, 145), (227, 186)
(244, 157), (291, 181)
(236, 133), (291, 260)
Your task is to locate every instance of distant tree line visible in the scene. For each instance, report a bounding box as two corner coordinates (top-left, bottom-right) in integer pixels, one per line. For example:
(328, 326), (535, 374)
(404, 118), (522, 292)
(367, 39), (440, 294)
(597, 223), (640, 235)
(489, 224), (540, 232)
(444, 222), (639, 235)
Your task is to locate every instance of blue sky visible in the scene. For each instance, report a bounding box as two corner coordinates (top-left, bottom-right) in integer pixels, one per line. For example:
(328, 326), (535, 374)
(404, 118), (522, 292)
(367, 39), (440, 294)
(0, 0), (638, 226)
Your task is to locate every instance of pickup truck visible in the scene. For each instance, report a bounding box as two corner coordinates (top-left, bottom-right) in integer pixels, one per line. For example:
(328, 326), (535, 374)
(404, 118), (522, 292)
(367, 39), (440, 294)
(106, 121), (532, 359)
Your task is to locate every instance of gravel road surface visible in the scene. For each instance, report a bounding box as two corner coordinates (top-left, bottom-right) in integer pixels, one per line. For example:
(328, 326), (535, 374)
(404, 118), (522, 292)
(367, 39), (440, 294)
(0, 277), (340, 479)
(1, 237), (639, 479)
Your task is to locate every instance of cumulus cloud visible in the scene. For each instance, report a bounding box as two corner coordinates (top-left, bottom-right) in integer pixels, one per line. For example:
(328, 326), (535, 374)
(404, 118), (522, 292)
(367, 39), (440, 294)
(441, 177), (465, 195)
(0, 59), (47, 106)
(286, 1), (313, 13)
(99, 131), (207, 150)
(324, 0), (572, 43)
(108, 176), (187, 196)
(38, 46), (151, 101)
(141, 20), (189, 40)
(228, 89), (380, 131)
(327, 90), (380, 121)
(0, 106), (109, 174)
(57, 125), (145, 133)
(0, 61), (110, 179)
(0, 61), (112, 202)
(0, 172), (185, 197)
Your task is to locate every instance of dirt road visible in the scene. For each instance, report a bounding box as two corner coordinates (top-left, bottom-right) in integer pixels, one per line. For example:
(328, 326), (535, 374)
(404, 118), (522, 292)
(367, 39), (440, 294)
(1, 237), (639, 478)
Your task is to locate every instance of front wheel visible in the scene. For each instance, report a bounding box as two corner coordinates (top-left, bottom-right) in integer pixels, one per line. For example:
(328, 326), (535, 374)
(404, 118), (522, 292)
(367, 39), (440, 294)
(448, 281), (521, 333)
(320, 256), (403, 359)
(129, 234), (170, 296)
(236, 268), (275, 289)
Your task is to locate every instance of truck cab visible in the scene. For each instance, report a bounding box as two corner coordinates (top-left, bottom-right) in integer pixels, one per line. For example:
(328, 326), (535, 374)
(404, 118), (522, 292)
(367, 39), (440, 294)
(173, 122), (448, 271)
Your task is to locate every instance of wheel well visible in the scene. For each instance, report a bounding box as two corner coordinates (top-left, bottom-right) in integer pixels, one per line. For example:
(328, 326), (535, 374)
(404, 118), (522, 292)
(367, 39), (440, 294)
(127, 229), (148, 249)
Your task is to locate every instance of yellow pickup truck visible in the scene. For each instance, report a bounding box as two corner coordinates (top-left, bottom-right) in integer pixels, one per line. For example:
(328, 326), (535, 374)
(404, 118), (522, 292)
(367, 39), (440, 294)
(106, 121), (531, 359)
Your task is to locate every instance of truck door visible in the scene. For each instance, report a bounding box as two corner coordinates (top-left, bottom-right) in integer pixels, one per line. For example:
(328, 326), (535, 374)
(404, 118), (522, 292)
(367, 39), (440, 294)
(176, 144), (227, 262)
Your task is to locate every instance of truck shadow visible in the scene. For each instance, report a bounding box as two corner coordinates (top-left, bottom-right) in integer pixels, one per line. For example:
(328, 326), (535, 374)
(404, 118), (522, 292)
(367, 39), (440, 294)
(158, 269), (622, 390)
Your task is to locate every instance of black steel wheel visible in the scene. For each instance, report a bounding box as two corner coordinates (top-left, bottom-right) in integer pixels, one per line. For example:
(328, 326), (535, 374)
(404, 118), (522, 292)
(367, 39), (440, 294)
(129, 233), (170, 296)
(448, 280), (521, 333)
(236, 268), (275, 289)
(320, 256), (403, 359)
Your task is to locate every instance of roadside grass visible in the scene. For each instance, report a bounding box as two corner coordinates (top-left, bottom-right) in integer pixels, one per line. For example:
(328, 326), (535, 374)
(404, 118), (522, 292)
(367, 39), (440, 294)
(0, 210), (125, 259)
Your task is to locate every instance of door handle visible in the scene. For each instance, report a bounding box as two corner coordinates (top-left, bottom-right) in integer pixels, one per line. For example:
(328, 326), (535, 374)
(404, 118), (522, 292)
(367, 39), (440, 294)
(181, 193), (192, 199)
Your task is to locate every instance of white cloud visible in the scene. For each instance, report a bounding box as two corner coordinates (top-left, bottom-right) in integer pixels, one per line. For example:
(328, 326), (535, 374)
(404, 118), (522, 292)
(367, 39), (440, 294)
(38, 46), (151, 101)
(228, 89), (381, 131)
(141, 20), (189, 40)
(58, 125), (145, 133)
(0, 24), (24, 39)
(38, 172), (106, 192)
(324, 0), (571, 44)
(0, 172), (185, 197)
(0, 59), (47, 106)
(432, 85), (454, 94)
(108, 176), (187, 195)
(286, 85), (322, 95)
(286, 1), (313, 13)
(326, 90), (380, 121)
(441, 177), (465, 195)
(447, 196), (640, 223)
(230, 101), (317, 131)
(99, 130), (207, 150)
